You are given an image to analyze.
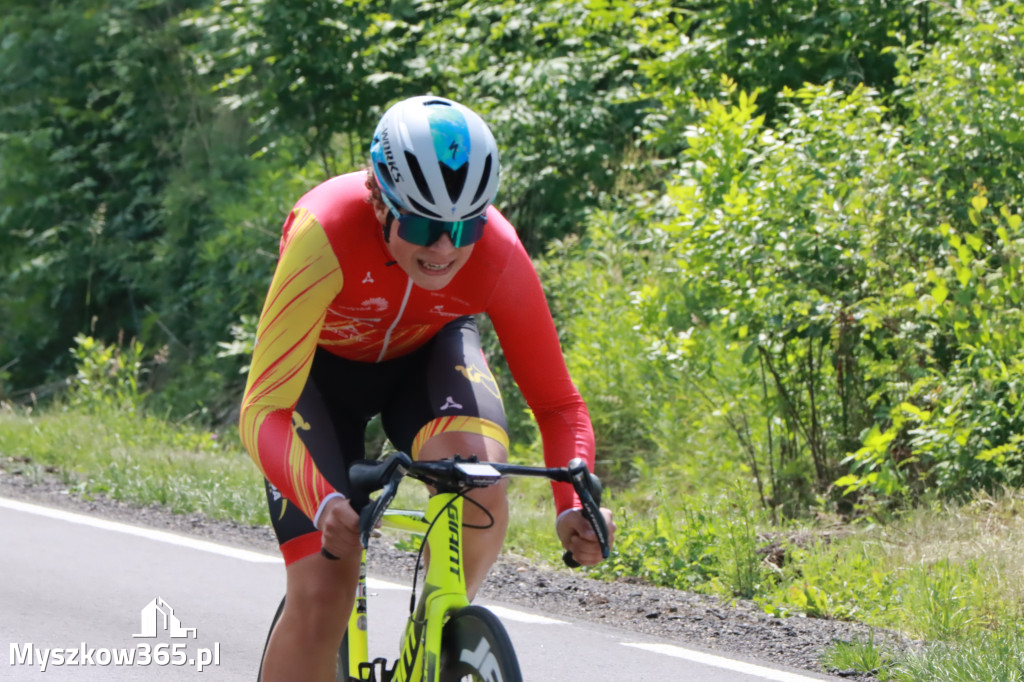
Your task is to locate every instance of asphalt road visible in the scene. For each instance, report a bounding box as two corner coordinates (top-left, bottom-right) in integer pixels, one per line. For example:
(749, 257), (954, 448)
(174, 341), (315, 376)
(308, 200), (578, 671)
(0, 497), (838, 681)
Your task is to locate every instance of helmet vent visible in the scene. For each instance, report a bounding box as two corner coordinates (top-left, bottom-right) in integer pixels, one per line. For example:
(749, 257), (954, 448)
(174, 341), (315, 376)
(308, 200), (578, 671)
(470, 154), (493, 205)
(441, 162), (468, 203)
(375, 161), (396, 190)
(404, 151), (435, 205)
(408, 196), (442, 219)
(462, 200), (489, 221)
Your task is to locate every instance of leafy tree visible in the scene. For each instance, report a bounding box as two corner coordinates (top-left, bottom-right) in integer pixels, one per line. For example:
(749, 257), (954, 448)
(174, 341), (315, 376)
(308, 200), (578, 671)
(0, 0), (214, 393)
(412, 0), (662, 251)
(188, 0), (431, 176)
(639, 0), (954, 156)
(837, 0), (1024, 501)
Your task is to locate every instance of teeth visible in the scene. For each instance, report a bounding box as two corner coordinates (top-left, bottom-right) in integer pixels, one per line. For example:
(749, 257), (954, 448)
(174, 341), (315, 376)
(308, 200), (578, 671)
(422, 261), (450, 271)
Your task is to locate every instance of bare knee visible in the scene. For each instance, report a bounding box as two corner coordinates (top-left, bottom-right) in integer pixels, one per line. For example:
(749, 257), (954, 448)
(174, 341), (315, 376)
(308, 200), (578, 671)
(416, 430), (510, 528)
(281, 553), (360, 636)
(464, 482), (509, 528)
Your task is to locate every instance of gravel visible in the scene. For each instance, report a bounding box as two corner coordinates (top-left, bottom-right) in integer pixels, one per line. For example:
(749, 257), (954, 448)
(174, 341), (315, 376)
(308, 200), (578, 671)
(1, 465), (907, 680)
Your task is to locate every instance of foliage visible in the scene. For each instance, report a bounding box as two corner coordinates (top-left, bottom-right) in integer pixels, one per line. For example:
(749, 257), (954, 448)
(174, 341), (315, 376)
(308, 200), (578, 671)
(602, 0), (1024, 512)
(821, 634), (894, 678)
(0, 405), (265, 523)
(185, 0), (419, 175)
(888, 632), (1024, 682)
(409, 0), (662, 250)
(66, 334), (150, 415)
(0, 0), (250, 404)
(636, 0), (957, 155)
(760, 537), (900, 622)
(589, 468), (775, 599)
(834, 0), (1024, 502)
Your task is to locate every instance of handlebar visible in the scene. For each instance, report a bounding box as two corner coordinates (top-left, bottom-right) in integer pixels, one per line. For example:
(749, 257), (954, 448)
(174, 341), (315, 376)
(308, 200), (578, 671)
(320, 453), (609, 568)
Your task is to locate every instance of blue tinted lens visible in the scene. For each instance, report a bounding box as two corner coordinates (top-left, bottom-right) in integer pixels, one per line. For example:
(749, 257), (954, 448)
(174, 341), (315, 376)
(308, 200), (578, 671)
(396, 214), (487, 247)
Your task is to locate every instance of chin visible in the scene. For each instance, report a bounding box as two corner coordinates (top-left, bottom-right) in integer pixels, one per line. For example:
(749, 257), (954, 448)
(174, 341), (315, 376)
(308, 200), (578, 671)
(414, 276), (454, 291)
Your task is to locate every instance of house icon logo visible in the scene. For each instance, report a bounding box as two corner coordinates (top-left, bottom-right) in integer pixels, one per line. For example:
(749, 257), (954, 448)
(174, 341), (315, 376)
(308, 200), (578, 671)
(133, 597), (197, 639)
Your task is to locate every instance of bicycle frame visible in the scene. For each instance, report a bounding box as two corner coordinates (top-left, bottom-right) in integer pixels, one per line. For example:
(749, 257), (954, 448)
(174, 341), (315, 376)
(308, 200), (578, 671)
(344, 492), (472, 682)
(318, 453), (607, 682)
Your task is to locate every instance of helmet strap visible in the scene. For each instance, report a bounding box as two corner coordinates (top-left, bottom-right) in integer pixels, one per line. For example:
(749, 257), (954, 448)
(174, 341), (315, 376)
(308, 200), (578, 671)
(383, 212), (394, 243)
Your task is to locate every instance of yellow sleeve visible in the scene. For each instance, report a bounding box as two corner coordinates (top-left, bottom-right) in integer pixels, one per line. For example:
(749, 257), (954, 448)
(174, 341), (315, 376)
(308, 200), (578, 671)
(238, 208), (344, 520)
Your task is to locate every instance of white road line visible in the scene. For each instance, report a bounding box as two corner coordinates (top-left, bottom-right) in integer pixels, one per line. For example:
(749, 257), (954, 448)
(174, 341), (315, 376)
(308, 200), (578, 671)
(0, 496), (282, 564)
(623, 643), (830, 682)
(481, 604), (568, 625)
(2, 497), (830, 680)
(367, 580), (569, 625)
(367, 577), (406, 590)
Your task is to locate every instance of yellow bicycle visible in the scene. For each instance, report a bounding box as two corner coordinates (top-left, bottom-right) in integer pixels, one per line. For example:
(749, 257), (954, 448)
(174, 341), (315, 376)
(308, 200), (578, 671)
(259, 452), (609, 681)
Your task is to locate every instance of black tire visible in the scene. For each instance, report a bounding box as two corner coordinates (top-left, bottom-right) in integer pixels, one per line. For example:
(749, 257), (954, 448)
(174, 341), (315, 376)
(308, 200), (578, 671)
(439, 605), (523, 682)
(257, 596), (350, 681)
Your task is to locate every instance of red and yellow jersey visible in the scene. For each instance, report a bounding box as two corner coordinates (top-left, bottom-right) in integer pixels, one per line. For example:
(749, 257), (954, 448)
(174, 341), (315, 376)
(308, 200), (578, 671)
(239, 172), (595, 520)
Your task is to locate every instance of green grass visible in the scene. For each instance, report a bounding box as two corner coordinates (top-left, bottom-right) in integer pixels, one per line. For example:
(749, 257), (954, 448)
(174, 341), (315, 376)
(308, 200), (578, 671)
(821, 633), (893, 677)
(4, 400), (1024, 679)
(0, 405), (267, 525)
(886, 631), (1024, 682)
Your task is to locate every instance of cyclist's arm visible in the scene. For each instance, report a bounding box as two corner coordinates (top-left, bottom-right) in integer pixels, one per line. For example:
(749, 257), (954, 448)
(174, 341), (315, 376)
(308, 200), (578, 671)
(487, 241), (596, 515)
(239, 208), (344, 521)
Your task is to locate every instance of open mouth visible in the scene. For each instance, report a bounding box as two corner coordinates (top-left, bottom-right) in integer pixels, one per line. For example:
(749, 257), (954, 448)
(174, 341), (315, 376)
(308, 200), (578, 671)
(418, 259), (454, 274)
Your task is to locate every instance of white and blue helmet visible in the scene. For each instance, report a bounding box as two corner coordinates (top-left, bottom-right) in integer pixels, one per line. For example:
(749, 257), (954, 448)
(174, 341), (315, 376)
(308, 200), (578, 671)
(370, 96), (500, 222)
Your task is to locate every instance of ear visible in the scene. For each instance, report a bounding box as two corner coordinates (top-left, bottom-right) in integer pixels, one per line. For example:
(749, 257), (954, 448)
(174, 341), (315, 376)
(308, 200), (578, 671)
(372, 201), (392, 242)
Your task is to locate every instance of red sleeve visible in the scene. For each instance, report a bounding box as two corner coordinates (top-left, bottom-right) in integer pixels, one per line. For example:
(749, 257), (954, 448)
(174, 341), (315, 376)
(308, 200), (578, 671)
(486, 241), (595, 514)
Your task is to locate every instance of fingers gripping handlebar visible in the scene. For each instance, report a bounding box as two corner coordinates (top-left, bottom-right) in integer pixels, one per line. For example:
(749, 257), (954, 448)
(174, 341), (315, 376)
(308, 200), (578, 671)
(320, 452), (412, 560)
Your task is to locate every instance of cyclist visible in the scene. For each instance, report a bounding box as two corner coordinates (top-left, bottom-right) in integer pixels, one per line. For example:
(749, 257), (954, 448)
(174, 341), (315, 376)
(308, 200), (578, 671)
(239, 95), (616, 682)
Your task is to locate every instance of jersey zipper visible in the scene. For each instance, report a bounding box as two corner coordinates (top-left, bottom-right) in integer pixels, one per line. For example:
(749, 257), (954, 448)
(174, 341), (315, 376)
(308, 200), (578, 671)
(377, 277), (414, 362)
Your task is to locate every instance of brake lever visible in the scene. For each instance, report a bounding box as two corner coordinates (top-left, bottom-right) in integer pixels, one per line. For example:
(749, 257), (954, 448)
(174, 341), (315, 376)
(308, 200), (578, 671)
(321, 452), (411, 560)
(562, 458), (610, 568)
(358, 478), (399, 549)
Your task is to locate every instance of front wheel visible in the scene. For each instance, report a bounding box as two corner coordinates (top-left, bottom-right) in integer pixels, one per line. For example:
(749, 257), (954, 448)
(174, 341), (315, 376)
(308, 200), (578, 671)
(439, 605), (522, 682)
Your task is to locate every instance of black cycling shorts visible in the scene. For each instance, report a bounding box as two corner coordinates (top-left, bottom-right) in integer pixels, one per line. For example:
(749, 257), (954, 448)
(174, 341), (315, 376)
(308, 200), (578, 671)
(264, 316), (509, 564)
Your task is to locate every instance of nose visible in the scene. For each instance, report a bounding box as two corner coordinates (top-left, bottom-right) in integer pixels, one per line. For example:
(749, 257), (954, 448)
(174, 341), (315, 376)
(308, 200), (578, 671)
(427, 232), (457, 252)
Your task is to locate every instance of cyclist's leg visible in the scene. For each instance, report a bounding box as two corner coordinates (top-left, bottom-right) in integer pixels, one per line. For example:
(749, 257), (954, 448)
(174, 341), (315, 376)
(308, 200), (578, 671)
(262, 349), (399, 682)
(261, 553), (359, 682)
(416, 426), (509, 599)
(382, 316), (510, 600)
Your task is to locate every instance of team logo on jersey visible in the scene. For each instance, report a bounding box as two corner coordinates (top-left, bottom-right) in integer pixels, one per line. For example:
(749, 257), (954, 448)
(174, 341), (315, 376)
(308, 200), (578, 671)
(455, 363), (500, 400)
(362, 297), (388, 312)
(292, 411), (311, 432)
(430, 304), (461, 318)
(267, 482), (288, 520)
(440, 396), (463, 411)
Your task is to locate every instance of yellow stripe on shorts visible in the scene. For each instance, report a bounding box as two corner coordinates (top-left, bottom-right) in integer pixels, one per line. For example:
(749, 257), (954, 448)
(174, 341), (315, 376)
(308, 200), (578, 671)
(411, 416), (510, 460)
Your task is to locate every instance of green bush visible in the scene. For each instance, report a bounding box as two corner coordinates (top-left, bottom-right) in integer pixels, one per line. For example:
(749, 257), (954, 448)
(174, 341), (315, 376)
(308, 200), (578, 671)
(590, 472), (774, 598)
(66, 334), (148, 415)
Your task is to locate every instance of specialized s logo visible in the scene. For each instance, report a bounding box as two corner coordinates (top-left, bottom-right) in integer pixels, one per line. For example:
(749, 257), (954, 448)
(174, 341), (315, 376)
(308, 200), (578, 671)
(455, 364), (500, 400)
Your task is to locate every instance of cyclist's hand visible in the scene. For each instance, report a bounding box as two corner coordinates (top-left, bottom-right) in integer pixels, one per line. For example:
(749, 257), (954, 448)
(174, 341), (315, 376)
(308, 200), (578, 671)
(317, 496), (361, 559)
(556, 507), (616, 566)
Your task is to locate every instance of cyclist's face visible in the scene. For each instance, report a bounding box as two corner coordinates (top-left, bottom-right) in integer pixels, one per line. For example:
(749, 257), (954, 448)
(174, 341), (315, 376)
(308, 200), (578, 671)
(378, 205), (474, 291)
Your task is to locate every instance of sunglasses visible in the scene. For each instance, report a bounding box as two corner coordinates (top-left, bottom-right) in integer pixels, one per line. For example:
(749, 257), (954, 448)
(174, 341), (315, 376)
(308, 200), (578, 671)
(380, 193), (487, 248)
